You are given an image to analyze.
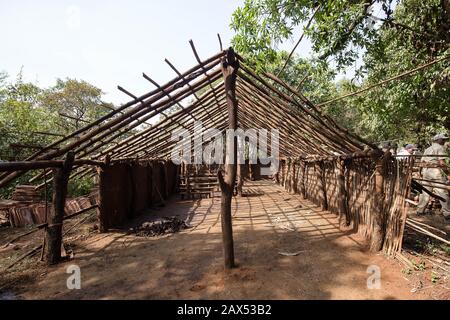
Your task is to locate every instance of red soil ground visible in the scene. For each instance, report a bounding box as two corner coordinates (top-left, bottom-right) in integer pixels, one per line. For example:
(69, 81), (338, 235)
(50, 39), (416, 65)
(2, 180), (447, 299)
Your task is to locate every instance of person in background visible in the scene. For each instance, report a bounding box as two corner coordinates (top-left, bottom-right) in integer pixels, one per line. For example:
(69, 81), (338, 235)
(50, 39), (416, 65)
(381, 142), (391, 153)
(390, 143), (398, 155)
(416, 133), (450, 220)
(397, 144), (417, 159)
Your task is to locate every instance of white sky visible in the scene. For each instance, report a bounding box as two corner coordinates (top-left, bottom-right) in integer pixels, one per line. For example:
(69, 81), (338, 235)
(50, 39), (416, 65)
(0, 0), (314, 106)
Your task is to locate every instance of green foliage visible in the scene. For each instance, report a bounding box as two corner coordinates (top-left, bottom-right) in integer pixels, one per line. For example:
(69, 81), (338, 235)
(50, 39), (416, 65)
(356, 0), (450, 144)
(0, 72), (112, 198)
(68, 176), (95, 198)
(0, 71), (55, 161)
(401, 267), (412, 275)
(431, 271), (440, 283)
(412, 259), (426, 271)
(231, 0), (450, 144)
(41, 78), (112, 134)
(231, 0), (385, 70)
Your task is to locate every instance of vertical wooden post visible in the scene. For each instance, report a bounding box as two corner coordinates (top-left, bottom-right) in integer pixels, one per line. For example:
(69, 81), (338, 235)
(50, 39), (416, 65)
(217, 48), (239, 269)
(44, 152), (74, 265)
(285, 158), (292, 192)
(163, 161), (169, 198)
(318, 160), (328, 210)
(300, 160), (306, 199)
(97, 154), (110, 233)
(291, 159), (297, 194)
(337, 158), (350, 226)
(370, 151), (389, 252)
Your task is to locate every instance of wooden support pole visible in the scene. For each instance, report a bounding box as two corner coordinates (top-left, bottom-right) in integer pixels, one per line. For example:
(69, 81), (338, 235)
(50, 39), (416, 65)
(299, 160), (307, 199)
(44, 152), (75, 265)
(291, 160), (298, 194)
(217, 48), (239, 269)
(97, 155), (110, 232)
(285, 158), (291, 191)
(370, 152), (389, 252)
(318, 161), (328, 211)
(337, 159), (350, 226)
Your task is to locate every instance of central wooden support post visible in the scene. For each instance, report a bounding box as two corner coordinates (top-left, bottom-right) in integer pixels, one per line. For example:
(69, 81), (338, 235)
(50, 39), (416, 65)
(217, 48), (239, 269)
(44, 152), (75, 265)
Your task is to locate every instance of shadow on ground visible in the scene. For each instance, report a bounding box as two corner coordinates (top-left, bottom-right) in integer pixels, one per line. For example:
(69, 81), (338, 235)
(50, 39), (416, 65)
(14, 180), (421, 299)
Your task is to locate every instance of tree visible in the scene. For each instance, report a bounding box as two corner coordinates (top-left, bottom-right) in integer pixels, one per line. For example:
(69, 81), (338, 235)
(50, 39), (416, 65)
(231, 0), (384, 71)
(358, 0), (450, 144)
(231, 0), (450, 144)
(41, 78), (113, 133)
(0, 73), (115, 198)
(0, 71), (55, 161)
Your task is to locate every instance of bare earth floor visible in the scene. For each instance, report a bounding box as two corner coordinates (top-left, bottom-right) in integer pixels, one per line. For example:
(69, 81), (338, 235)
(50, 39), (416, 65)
(18, 180), (430, 299)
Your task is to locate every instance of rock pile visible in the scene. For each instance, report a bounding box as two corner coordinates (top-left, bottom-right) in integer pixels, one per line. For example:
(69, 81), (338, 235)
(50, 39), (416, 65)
(133, 217), (189, 237)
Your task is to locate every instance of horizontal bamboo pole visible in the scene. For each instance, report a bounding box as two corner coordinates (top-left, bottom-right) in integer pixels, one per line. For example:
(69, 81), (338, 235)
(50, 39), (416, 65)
(405, 220), (450, 245)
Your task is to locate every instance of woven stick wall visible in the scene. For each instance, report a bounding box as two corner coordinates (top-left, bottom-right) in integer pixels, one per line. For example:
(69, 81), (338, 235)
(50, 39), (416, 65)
(278, 154), (413, 255)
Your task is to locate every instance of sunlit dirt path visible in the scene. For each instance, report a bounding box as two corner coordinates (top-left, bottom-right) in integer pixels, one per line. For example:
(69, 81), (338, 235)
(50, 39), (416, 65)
(19, 180), (426, 299)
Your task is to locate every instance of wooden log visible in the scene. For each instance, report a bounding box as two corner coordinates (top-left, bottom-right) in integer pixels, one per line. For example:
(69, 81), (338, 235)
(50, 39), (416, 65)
(406, 217), (447, 236)
(218, 48), (238, 269)
(44, 152), (75, 265)
(405, 220), (450, 245)
(411, 180), (446, 202)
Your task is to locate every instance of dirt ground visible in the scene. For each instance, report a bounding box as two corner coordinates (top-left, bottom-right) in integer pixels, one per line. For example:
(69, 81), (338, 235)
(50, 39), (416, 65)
(1, 180), (448, 299)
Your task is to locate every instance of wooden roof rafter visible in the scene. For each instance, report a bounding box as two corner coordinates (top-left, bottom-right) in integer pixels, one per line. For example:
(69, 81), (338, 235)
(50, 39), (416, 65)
(0, 45), (379, 190)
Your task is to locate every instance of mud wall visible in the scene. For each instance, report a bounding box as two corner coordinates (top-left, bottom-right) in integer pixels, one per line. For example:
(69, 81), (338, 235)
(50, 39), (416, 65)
(99, 159), (178, 228)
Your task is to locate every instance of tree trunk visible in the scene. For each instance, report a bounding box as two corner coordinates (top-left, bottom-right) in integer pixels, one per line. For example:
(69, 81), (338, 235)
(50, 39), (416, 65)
(217, 48), (239, 269)
(44, 152), (75, 265)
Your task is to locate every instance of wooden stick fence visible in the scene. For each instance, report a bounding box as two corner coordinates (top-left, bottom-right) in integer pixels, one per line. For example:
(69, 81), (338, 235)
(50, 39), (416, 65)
(278, 152), (415, 254)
